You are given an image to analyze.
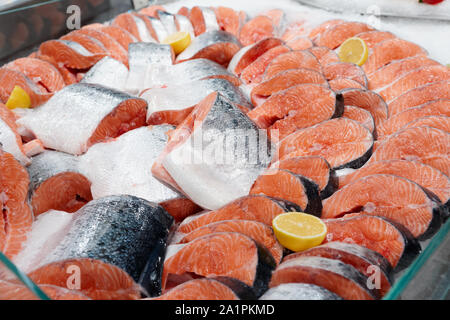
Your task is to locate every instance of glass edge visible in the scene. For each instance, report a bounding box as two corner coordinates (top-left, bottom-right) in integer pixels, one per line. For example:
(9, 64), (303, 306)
(383, 218), (450, 300)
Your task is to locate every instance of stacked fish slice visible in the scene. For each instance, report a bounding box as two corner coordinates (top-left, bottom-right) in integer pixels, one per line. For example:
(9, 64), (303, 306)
(0, 3), (448, 300)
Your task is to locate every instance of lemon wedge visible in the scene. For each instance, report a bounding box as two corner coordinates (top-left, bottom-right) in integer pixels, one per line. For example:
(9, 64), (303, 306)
(272, 212), (327, 252)
(338, 37), (369, 66)
(6, 85), (31, 109)
(162, 31), (191, 55)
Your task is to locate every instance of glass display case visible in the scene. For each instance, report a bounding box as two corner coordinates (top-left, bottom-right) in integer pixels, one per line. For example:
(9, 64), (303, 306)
(0, 0), (448, 300)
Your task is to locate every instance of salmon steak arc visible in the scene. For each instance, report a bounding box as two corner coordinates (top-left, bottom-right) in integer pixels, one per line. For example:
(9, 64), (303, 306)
(277, 118), (374, 170)
(25, 195), (174, 298)
(156, 92), (272, 210)
(162, 232), (276, 298)
(27, 150), (92, 216)
(16, 83), (148, 155)
(322, 174), (443, 240)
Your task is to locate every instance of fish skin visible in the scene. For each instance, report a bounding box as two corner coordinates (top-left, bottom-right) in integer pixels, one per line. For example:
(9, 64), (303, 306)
(17, 83), (148, 155)
(142, 78), (252, 123)
(174, 14), (195, 38)
(80, 57), (128, 91)
(30, 195), (173, 297)
(162, 93), (272, 210)
(0, 112), (30, 166)
(126, 42), (174, 95)
(146, 16), (169, 42)
(131, 14), (158, 43)
(176, 30), (241, 63)
(156, 10), (178, 35)
(144, 58), (241, 88)
(260, 283), (343, 300)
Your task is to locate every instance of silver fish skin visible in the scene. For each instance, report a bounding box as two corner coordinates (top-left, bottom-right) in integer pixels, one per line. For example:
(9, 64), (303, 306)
(143, 58), (238, 88)
(162, 93), (272, 210)
(227, 44), (253, 74)
(79, 125), (185, 205)
(17, 83), (148, 155)
(126, 42), (174, 95)
(275, 256), (378, 299)
(141, 78), (252, 121)
(27, 150), (82, 195)
(131, 14), (157, 43)
(174, 14), (195, 39)
(0, 117), (30, 166)
(147, 16), (169, 42)
(80, 57), (128, 91)
(156, 10), (177, 35)
(29, 195), (173, 296)
(259, 283), (343, 300)
(197, 6), (220, 32)
(59, 39), (95, 56)
(176, 30), (241, 62)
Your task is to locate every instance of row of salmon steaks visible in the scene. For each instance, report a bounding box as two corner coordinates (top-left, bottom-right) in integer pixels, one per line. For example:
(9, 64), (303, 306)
(0, 5), (449, 300)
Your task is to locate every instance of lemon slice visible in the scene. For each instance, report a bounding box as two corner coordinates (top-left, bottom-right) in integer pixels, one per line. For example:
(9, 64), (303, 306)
(338, 37), (369, 66)
(6, 85), (31, 109)
(272, 212), (327, 252)
(162, 31), (191, 55)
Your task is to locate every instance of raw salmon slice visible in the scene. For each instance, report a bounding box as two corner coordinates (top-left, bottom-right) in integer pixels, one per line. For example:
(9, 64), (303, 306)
(323, 62), (368, 88)
(239, 15), (275, 46)
(270, 156), (337, 199)
(93, 26), (137, 50)
(263, 50), (322, 80)
(281, 21), (307, 42)
(248, 84), (343, 140)
(329, 78), (366, 91)
(388, 81), (450, 116)
(378, 99), (450, 139)
(162, 232), (276, 297)
(0, 103), (31, 166)
(308, 46), (340, 66)
(354, 31), (396, 48)
(27, 150), (92, 216)
(240, 45), (291, 84)
(214, 6), (242, 36)
(0, 151), (32, 259)
(28, 258), (141, 300)
(286, 36), (313, 51)
(400, 116), (450, 133)
(0, 280), (89, 300)
(283, 242), (393, 297)
(277, 118), (373, 170)
(139, 5), (166, 17)
(0, 68), (52, 108)
(17, 83), (148, 155)
(363, 38), (427, 75)
(36, 54), (78, 85)
(112, 13), (145, 41)
(338, 159), (450, 206)
(378, 65), (450, 102)
(228, 37), (284, 76)
(322, 174), (443, 239)
(5, 58), (65, 93)
(60, 32), (108, 56)
(261, 9), (287, 36)
(309, 19), (344, 39)
(177, 219), (283, 265)
(368, 56), (440, 90)
(188, 6), (219, 36)
(38, 40), (105, 70)
(176, 30), (241, 67)
(314, 21), (374, 49)
(269, 256), (376, 300)
(342, 105), (375, 134)
(324, 215), (421, 270)
(67, 28), (129, 67)
(250, 68), (328, 105)
(152, 278), (253, 300)
(133, 13), (166, 42)
(177, 195), (300, 234)
(340, 88), (388, 128)
(177, 6), (190, 17)
(250, 169), (322, 216)
(369, 126), (450, 176)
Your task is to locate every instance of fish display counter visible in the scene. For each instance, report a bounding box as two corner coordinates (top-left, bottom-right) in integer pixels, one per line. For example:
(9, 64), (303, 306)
(0, 0), (449, 301)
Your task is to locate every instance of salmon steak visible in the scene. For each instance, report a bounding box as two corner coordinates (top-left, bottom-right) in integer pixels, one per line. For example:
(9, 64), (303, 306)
(162, 232), (276, 297)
